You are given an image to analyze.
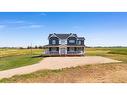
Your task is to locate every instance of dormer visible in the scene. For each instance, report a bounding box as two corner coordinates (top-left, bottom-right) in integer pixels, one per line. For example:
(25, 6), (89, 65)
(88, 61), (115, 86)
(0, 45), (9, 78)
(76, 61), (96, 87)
(49, 34), (59, 45)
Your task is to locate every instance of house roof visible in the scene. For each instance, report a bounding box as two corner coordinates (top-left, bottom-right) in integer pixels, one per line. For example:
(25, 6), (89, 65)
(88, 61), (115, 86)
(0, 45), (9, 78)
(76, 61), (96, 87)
(77, 37), (85, 40)
(55, 34), (72, 39)
(48, 33), (78, 39)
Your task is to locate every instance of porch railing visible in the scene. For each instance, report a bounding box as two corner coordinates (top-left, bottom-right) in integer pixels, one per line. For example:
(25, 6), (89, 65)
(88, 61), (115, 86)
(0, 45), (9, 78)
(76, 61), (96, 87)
(44, 51), (59, 55)
(44, 50), (84, 55)
(67, 51), (83, 55)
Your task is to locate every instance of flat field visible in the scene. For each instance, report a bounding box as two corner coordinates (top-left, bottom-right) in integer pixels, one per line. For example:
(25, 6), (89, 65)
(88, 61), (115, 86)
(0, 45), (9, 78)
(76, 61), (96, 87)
(0, 49), (43, 71)
(0, 48), (43, 58)
(1, 47), (127, 83)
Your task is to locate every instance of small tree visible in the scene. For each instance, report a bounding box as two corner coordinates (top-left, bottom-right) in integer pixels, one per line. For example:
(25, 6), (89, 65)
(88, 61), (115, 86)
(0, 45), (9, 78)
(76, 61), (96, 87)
(35, 45), (38, 49)
(19, 47), (24, 49)
(38, 46), (43, 49)
(27, 46), (32, 49)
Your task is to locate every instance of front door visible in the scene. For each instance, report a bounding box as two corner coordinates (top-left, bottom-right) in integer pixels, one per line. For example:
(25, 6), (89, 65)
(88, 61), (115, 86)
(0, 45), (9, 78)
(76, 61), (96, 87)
(60, 48), (66, 55)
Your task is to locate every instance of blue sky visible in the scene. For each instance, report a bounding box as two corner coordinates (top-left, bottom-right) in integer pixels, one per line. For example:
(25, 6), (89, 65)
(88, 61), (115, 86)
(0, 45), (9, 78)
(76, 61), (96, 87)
(0, 12), (127, 47)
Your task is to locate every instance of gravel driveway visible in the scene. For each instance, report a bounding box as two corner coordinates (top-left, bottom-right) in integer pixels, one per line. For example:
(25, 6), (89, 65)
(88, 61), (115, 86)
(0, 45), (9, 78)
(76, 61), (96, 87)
(0, 56), (121, 79)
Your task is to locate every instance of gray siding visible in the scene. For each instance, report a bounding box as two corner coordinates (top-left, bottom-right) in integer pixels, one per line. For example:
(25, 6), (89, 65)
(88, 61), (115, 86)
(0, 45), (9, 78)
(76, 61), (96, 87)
(77, 40), (84, 45)
(81, 40), (84, 45)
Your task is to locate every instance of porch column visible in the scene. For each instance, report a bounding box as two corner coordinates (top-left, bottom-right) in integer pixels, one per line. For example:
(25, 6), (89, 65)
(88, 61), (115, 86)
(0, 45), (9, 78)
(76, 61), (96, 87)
(74, 47), (77, 51)
(65, 47), (67, 54)
(67, 47), (69, 53)
(59, 47), (61, 54)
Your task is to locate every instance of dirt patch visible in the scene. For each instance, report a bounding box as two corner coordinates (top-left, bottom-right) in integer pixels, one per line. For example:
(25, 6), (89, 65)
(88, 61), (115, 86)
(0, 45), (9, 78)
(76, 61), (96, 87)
(9, 63), (127, 83)
(41, 56), (121, 69)
(0, 56), (121, 79)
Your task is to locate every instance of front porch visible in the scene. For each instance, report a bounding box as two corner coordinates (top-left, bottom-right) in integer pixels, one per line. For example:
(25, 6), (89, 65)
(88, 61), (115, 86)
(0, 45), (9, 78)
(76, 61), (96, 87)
(43, 46), (85, 55)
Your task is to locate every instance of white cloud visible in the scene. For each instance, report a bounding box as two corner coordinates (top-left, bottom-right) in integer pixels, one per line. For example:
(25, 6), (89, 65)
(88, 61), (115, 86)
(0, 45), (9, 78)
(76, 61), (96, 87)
(18, 24), (44, 29)
(5, 20), (25, 24)
(28, 24), (44, 28)
(40, 13), (47, 16)
(0, 20), (44, 29)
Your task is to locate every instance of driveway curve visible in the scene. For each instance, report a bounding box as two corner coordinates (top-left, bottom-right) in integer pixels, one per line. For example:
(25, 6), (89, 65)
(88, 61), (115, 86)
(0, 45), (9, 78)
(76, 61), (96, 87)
(0, 56), (121, 79)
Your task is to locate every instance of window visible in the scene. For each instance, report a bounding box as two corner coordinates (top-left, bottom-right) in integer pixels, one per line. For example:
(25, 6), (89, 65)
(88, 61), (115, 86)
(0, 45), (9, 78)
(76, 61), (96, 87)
(52, 40), (56, 44)
(69, 40), (75, 43)
(78, 41), (81, 45)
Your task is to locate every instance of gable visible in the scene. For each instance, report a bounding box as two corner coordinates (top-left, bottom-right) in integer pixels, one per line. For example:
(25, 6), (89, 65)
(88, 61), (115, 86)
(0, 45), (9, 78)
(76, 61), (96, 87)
(67, 33), (77, 39)
(48, 33), (59, 39)
(48, 33), (84, 40)
(55, 34), (71, 39)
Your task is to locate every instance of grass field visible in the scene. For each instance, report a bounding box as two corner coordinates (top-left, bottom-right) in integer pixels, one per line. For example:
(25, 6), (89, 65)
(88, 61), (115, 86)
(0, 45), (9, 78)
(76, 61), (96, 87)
(0, 49), (43, 58)
(0, 49), (43, 71)
(1, 47), (127, 83)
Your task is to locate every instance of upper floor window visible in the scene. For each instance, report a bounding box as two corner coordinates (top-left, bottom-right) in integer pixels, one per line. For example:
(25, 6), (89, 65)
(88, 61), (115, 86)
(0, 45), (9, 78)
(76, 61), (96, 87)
(52, 40), (56, 44)
(69, 40), (75, 43)
(78, 41), (81, 45)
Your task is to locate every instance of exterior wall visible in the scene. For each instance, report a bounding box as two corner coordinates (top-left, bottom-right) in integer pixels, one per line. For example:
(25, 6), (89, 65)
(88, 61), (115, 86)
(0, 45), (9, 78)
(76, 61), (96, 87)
(81, 40), (84, 45)
(77, 40), (84, 45)
(67, 37), (77, 45)
(49, 37), (59, 45)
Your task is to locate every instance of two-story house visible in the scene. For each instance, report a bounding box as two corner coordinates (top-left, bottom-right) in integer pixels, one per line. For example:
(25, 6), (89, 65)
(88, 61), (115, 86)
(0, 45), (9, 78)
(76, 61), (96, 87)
(43, 33), (85, 55)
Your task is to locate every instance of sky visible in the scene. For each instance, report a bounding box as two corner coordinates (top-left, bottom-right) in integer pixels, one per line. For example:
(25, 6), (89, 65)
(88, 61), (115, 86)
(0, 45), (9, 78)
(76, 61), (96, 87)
(0, 12), (127, 47)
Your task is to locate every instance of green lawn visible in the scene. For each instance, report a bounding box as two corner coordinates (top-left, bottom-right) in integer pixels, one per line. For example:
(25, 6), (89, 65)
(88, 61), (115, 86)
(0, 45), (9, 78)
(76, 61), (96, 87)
(0, 49), (43, 71)
(1, 47), (127, 83)
(86, 47), (127, 56)
(0, 55), (43, 71)
(108, 48), (127, 55)
(86, 47), (127, 63)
